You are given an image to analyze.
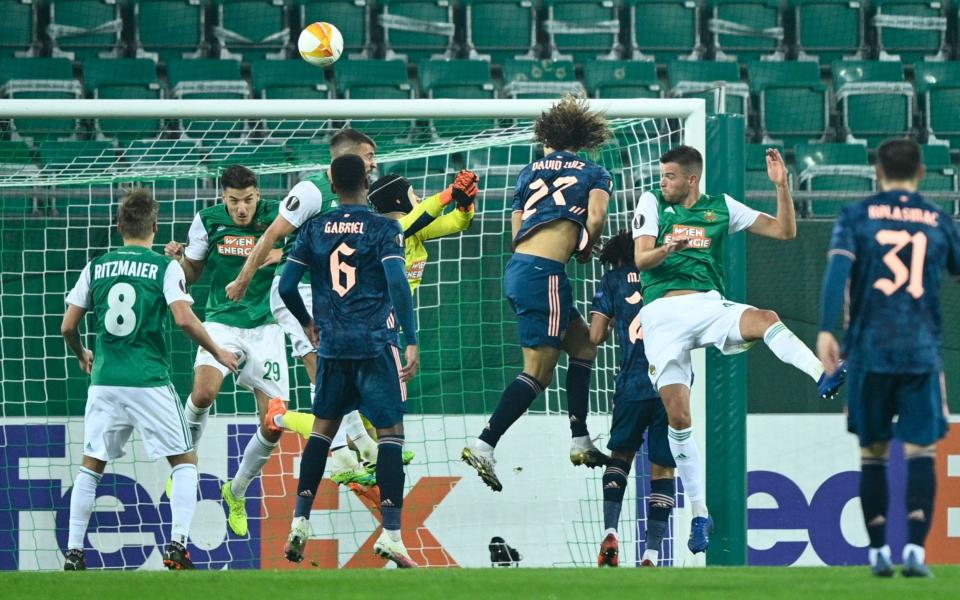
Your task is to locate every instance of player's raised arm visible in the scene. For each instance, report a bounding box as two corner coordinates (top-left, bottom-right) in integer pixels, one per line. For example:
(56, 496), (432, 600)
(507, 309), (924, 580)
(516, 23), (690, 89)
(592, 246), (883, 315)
(226, 180), (325, 301)
(746, 148), (796, 241)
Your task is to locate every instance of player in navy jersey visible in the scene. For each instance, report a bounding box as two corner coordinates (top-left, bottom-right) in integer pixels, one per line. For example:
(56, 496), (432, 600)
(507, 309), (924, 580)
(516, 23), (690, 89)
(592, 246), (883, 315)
(277, 154), (420, 568)
(818, 138), (960, 578)
(462, 96), (613, 491)
(589, 231), (676, 567)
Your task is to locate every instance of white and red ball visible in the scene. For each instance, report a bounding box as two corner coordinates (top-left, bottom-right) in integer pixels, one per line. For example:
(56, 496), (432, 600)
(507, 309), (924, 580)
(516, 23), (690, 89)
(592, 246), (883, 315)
(298, 22), (343, 67)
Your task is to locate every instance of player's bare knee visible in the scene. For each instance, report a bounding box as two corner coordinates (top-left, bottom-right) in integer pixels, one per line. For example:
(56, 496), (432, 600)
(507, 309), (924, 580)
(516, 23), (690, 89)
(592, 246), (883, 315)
(861, 442), (890, 460)
(167, 451), (197, 467)
(376, 423), (404, 438)
(903, 442), (936, 457)
(81, 455), (107, 474)
(650, 465), (674, 480)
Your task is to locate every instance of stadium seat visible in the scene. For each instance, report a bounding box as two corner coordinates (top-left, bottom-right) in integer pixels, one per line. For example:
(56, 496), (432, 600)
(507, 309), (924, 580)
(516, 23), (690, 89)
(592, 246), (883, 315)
(84, 58), (163, 140)
(465, 144), (537, 209)
(873, 0), (948, 62)
(748, 61), (828, 146)
(795, 143), (873, 216)
(464, 0), (538, 62)
(918, 143), (955, 213)
(47, 0), (123, 61)
(794, 0), (865, 62)
(0, 58), (82, 142)
(119, 139), (207, 217)
(133, 0), (207, 62)
(420, 59), (496, 135)
(334, 59), (413, 141)
(251, 59), (330, 98)
(667, 60), (748, 115)
(206, 142), (289, 190)
(0, 140), (37, 214)
(710, 0), (785, 63)
(832, 61), (913, 147)
(501, 58), (584, 99)
(379, 0), (456, 62)
(544, 0), (622, 62)
(584, 60), (661, 99)
(0, 0), (38, 58)
(914, 62), (960, 149)
(167, 59), (250, 138)
(39, 141), (117, 217)
(298, 0), (372, 58)
(627, 0), (703, 62)
(215, 0), (291, 62)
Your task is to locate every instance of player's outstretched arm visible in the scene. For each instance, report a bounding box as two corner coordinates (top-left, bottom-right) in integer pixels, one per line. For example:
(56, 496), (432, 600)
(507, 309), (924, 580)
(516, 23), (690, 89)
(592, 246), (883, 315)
(633, 235), (689, 270)
(384, 255), (419, 380)
(164, 241), (205, 285)
(61, 304), (93, 374)
(226, 215), (295, 301)
(169, 301), (239, 373)
(747, 148), (796, 241)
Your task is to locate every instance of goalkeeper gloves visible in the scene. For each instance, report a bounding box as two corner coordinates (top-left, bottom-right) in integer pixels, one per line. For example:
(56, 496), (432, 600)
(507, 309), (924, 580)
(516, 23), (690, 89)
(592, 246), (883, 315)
(439, 170), (479, 211)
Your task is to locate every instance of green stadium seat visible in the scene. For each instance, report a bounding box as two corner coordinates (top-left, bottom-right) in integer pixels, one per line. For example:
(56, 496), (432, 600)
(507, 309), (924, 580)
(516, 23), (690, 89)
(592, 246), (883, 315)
(205, 142), (289, 190)
(918, 143), (955, 213)
(873, 0), (947, 62)
(544, 0), (622, 62)
(667, 60), (747, 115)
(334, 59), (413, 141)
(419, 59), (496, 136)
(627, 0), (703, 62)
(167, 59), (250, 138)
(0, 140), (37, 214)
(710, 0), (785, 63)
(914, 62), (960, 149)
(832, 61), (913, 147)
(584, 60), (660, 99)
(47, 0), (123, 61)
(0, 58), (82, 142)
(465, 144), (536, 209)
(39, 141), (117, 217)
(84, 58), (163, 140)
(748, 61), (827, 146)
(215, 0), (291, 62)
(795, 143), (873, 216)
(299, 0), (371, 58)
(251, 60), (331, 142)
(119, 139), (207, 217)
(464, 0), (537, 62)
(794, 0), (865, 62)
(133, 0), (207, 62)
(380, 0), (456, 62)
(501, 58), (584, 99)
(0, 0), (38, 58)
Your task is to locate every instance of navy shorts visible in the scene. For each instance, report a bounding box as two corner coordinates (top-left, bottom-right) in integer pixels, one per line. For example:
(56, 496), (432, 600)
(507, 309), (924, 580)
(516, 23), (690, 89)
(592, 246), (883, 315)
(312, 345), (407, 429)
(846, 369), (948, 447)
(504, 253), (581, 349)
(606, 390), (675, 468)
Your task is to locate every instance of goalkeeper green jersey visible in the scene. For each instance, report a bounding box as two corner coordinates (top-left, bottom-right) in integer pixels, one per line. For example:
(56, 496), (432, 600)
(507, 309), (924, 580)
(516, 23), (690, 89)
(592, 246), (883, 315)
(185, 200), (281, 328)
(632, 189), (762, 305)
(276, 172), (339, 282)
(65, 245), (193, 387)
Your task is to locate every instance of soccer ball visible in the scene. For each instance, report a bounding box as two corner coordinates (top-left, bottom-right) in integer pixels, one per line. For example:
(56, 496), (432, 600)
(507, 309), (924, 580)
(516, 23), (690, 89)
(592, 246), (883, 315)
(298, 22), (343, 67)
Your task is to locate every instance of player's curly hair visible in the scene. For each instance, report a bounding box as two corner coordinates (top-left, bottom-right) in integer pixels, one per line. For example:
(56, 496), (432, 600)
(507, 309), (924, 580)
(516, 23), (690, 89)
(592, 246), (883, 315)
(118, 188), (157, 240)
(599, 229), (633, 268)
(534, 95), (610, 152)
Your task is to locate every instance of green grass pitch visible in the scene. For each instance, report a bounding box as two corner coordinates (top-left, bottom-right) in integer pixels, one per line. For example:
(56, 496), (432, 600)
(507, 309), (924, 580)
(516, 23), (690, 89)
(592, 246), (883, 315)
(2, 567), (958, 599)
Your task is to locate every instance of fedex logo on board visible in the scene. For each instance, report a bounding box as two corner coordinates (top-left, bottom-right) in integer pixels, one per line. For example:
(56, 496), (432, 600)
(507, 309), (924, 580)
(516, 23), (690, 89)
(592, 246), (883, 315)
(0, 424), (459, 570)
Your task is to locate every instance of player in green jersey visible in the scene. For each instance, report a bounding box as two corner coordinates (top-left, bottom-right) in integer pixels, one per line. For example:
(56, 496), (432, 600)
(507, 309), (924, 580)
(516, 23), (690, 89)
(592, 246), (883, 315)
(164, 166), (287, 538)
(61, 190), (239, 571)
(223, 129), (385, 486)
(632, 145), (847, 555)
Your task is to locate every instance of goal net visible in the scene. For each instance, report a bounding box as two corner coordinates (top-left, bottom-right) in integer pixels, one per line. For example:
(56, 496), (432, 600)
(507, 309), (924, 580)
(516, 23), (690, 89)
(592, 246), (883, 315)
(0, 98), (705, 570)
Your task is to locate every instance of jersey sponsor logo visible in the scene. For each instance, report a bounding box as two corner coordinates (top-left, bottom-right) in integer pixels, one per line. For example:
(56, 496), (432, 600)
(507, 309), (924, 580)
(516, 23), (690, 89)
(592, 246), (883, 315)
(285, 195), (300, 211)
(665, 225), (713, 248)
(323, 221), (366, 234)
(407, 259), (426, 282)
(217, 235), (257, 257)
(93, 260), (160, 281)
(867, 204), (939, 226)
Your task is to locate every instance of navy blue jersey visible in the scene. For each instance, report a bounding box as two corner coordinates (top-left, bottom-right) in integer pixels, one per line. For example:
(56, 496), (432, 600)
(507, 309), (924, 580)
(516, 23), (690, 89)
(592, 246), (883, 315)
(288, 205), (405, 359)
(829, 191), (960, 373)
(512, 150), (612, 253)
(590, 265), (658, 400)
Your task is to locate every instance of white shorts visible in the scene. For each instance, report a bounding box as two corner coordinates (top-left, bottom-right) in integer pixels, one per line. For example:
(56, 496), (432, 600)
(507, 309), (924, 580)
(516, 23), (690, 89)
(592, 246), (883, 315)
(640, 290), (756, 389)
(194, 321), (289, 399)
(83, 384), (192, 461)
(270, 276), (315, 358)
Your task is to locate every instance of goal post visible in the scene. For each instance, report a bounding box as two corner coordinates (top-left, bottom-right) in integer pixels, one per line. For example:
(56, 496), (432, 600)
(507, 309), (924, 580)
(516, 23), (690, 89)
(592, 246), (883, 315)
(0, 98), (710, 570)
